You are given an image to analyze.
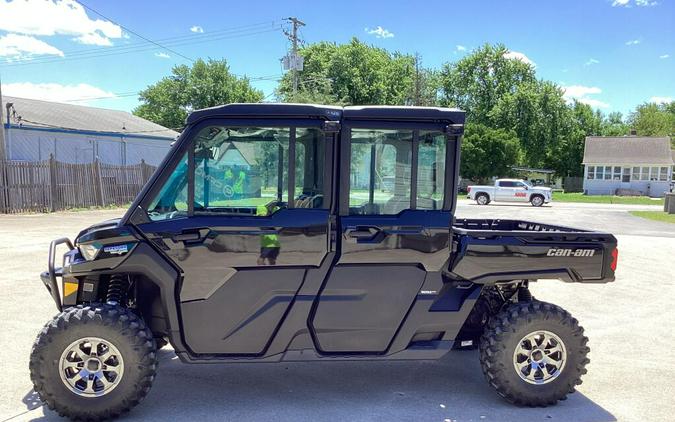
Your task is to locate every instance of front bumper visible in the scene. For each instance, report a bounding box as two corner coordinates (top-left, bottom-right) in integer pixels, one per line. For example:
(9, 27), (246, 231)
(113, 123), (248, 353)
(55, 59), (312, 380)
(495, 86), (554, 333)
(41, 237), (74, 310)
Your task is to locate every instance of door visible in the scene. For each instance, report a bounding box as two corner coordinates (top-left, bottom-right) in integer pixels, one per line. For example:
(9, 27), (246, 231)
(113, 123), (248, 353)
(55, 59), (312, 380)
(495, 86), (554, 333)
(136, 120), (332, 355)
(621, 167), (631, 189)
(495, 180), (516, 201)
(310, 124), (457, 354)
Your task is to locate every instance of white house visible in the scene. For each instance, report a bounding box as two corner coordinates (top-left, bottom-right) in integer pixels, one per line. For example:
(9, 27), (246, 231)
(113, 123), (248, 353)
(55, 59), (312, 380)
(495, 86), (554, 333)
(2, 96), (178, 166)
(582, 136), (674, 197)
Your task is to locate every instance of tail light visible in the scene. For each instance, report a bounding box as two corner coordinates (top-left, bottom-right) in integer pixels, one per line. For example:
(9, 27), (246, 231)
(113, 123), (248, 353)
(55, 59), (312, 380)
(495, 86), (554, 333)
(467, 187), (471, 193)
(610, 248), (618, 272)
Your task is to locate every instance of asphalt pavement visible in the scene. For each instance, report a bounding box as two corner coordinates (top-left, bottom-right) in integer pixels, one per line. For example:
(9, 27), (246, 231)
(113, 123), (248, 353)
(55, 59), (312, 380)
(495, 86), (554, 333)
(0, 200), (673, 422)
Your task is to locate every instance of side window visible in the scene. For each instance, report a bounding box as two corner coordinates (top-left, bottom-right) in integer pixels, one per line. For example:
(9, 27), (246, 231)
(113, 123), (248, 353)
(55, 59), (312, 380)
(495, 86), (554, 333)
(349, 129), (413, 215)
(146, 125), (326, 220)
(193, 126), (289, 215)
(498, 181), (514, 187)
(416, 131), (446, 210)
(294, 128), (326, 208)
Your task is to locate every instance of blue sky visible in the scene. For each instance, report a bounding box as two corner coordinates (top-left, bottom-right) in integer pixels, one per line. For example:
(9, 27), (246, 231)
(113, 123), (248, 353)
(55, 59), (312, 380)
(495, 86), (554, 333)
(0, 0), (673, 116)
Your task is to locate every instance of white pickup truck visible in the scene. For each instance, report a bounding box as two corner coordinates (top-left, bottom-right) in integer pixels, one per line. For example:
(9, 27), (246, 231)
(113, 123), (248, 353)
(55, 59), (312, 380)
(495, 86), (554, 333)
(467, 179), (552, 206)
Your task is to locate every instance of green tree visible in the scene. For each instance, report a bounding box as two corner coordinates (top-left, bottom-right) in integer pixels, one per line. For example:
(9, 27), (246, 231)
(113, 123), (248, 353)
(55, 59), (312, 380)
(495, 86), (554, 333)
(277, 38), (422, 105)
(440, 43), (536, 126)
(601, 111), (630, 136)
(134, 58), (264, 129)
(628, 102), (675, 137)
(460, 123), (521, 181)
(490, 81), (574, 171)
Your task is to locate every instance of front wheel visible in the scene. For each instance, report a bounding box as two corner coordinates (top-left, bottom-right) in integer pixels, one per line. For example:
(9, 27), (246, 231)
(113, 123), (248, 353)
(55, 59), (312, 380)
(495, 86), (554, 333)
(479, 300), (589, 406)
(530, 195), (544, 207)
(30, 304), (158, 420)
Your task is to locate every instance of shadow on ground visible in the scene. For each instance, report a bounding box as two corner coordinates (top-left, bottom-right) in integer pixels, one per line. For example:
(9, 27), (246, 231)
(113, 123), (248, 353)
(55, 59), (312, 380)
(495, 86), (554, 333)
(25, 349), (615, 422)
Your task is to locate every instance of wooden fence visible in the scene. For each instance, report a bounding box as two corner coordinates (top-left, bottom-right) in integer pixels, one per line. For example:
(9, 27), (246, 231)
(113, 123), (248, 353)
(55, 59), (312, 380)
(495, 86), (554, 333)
(0, 155), (156, 213)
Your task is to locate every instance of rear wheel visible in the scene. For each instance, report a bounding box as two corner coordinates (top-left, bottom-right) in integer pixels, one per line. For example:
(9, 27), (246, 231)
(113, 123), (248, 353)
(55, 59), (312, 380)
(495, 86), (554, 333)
(30, 304), (158, 420)
(479, 300), (589, 406)
(476, 193), (490, 205)
(530, 195), (544, 207)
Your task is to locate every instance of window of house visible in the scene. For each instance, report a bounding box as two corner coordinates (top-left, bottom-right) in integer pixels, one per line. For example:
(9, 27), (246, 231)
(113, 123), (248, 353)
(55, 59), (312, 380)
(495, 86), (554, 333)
(640, 167), (650, 181)
(587, 166), (595, 179)
(613, 166), (622, 181)
(622, 167), (631, 183)
(659, 167), (669, 182)
(632, 167), (640, 181)
(648, 167), (659, 181)
(604, 166), (612, 180)
(416, 131), (446, 210)
(596, 166), (604, 180)
(349, 129), (413, 215)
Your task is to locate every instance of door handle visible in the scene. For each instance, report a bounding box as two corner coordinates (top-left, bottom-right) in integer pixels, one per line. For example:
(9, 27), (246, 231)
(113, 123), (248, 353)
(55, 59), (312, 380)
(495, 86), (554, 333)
(172, 229), (207, 242)
(345, 227), (381, 242)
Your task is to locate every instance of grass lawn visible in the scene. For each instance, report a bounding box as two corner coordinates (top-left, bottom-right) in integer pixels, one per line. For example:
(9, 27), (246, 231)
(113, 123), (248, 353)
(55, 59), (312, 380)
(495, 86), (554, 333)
(629, 211), (675, 224)
(553, 192), (665, 206)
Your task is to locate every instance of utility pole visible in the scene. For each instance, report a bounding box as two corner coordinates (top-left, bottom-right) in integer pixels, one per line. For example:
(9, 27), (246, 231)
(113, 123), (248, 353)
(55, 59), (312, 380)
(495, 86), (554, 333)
(283, 17), (305, 96)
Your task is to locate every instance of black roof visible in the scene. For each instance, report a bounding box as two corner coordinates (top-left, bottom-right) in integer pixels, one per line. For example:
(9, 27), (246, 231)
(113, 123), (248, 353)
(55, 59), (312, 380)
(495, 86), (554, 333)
(186, 103), (342, 124)
(343, 105), (465, 124)
(186, 103), (465, 125)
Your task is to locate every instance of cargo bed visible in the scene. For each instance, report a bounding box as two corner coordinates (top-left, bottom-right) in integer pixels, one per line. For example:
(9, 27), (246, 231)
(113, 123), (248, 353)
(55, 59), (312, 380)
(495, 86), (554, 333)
(447, 219), (618, 284)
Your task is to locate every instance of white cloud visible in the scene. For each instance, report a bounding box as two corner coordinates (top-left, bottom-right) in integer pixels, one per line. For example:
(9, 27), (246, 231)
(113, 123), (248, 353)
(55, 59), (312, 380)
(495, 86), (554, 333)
(503, 51), (535, 66)
(625, 39), (640, 45)
(1, 82), (115, 105)
(154, 52), (170, 59)
(585, 58), (600, 66)
(73, 32), (113, 46)
(365, 26), (394, 39)
(456, 45), (466, 51)
(0, 33), (63, 59)
(612, 0), (657, 6)
(577, 98), (610, 109)
(660, 54), (670, 59)
(0, 0), (122, 46)
(650, 96), (673, 104)
(562, 85), (609, 109)
(190, 25), (204, 33)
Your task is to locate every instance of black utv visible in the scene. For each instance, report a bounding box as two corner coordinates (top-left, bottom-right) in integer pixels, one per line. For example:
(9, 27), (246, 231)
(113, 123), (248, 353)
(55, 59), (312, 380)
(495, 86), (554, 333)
(31, 104), (618, 420)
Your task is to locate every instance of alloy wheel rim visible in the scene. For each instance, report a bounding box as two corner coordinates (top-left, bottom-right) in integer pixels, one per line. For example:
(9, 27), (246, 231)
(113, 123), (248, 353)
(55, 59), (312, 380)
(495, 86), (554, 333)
(513, 330), (566, 385)
(533, 196), (543, 206)
(58, 337), (124, 397)
(478, 196), (487, 205)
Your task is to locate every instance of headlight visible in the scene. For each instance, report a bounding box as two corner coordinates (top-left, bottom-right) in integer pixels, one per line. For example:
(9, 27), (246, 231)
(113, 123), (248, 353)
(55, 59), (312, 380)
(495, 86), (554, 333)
(79, 243), (101, 261)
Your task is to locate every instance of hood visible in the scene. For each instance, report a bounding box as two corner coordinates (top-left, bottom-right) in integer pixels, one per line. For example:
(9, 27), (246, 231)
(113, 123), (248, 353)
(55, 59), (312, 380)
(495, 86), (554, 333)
(75, 218), (128, 244)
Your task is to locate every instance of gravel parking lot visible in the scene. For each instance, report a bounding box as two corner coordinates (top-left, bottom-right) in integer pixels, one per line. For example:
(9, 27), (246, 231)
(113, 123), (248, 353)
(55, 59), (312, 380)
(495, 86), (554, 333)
(1, 200), (673, 422)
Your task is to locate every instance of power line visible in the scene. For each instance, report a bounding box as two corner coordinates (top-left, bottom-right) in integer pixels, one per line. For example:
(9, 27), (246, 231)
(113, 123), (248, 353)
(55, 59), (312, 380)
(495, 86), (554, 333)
(1, 26), (284, 67)
(1, 21), (283, 65)
(73, 0), (194, 62)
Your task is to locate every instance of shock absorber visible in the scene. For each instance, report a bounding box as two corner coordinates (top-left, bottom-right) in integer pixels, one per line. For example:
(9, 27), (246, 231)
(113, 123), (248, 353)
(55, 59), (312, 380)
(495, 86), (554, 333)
(106, 274), (127, 305)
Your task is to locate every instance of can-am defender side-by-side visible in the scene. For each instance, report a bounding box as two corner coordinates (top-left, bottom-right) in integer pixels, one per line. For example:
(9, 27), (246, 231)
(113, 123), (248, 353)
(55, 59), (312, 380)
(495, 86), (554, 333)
(31, 104), (618, 420)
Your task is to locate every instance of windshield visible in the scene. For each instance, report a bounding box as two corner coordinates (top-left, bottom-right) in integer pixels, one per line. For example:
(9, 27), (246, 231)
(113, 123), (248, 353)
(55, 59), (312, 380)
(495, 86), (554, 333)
(522, 180), (533, 187)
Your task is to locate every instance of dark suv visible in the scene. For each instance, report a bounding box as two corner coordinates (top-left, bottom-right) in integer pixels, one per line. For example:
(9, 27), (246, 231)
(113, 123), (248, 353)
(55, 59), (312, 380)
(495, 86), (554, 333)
(31, 104), (617, 420)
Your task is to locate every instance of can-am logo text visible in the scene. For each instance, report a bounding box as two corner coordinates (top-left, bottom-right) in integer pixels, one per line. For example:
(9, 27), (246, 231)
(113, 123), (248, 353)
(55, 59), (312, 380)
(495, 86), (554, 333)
(547, 248), (595, 257)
